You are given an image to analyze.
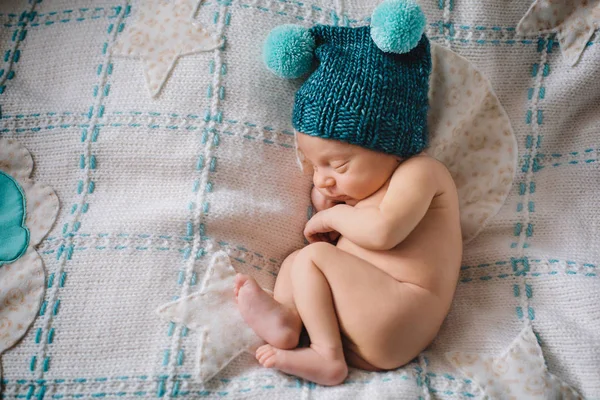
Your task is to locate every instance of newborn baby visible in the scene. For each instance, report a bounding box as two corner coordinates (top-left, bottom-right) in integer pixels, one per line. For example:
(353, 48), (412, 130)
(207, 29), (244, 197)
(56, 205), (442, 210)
(236, 135), (462, 385)
(235, 0), (463, 385)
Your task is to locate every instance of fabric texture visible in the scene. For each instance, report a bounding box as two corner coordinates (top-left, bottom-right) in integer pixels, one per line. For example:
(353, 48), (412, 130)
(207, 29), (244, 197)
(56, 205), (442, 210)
(292, 26), (432, 158)
(0, 0), (599, 399)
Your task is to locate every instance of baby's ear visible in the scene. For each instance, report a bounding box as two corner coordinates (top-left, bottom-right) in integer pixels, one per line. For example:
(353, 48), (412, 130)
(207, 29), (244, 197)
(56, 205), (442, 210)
(294, 133), (314, 175)
(370, 0), (426, 54)
(263, 25), (316, 79)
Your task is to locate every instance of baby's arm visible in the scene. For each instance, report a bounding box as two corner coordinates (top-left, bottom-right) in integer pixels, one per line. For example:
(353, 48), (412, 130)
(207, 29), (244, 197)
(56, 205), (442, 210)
(310, 187), (342, 243)
(305, 157), (449, 250)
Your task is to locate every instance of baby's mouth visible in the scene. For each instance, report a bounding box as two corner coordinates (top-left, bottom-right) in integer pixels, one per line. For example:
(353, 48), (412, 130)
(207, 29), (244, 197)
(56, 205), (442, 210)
(327, 194), (350, 202)
(318, 188), (351, 202)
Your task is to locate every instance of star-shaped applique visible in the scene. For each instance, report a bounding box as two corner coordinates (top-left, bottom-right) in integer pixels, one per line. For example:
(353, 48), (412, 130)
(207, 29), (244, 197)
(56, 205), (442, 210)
(517, 0), (600, 66)
(112, 0), (222, 97)
(446, 325), (583, 399)
(156, 251), (265, 383)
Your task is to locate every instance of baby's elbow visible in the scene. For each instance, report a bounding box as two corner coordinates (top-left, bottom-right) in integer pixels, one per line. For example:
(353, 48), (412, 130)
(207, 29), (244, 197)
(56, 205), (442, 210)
(369, 221), (400, 251)
(373, 234), (399, 251)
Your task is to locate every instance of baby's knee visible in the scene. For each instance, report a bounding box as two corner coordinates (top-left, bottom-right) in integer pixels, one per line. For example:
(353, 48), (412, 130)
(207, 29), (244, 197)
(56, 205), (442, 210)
(280, 249), (301, 271)
(300, 242), (335, 259)
(291, 242), (335, 276)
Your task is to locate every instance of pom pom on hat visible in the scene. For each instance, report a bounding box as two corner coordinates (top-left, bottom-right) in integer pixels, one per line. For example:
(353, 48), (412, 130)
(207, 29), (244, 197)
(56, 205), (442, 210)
(370, 0), (426, 54)
(263, 24), (316, 79)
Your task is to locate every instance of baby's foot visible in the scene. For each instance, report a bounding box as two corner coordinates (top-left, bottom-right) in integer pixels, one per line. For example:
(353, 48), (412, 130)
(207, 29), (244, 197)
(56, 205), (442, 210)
(255, 344), (348, 386)
(235, 274), (302, 350)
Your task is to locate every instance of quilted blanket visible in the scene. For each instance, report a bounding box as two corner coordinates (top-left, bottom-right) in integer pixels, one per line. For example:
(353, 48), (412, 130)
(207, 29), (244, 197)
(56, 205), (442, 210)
(1, 0), (599, 399)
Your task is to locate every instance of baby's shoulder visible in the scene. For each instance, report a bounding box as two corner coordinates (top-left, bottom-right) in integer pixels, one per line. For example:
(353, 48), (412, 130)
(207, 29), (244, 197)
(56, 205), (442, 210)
(387, 154), (457, 204)
(393, 154), (452, 183)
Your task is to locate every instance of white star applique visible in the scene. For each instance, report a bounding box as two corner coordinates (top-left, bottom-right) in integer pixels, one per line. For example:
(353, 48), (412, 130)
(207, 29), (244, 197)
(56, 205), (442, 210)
(112, 0), (222, 97)
(517, 0), (600, 66)
(156, 251), (265, 383)
(446, 325), (583, 399)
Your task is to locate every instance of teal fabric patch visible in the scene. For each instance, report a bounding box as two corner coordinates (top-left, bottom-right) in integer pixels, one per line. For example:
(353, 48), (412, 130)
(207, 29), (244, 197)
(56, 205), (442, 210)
(0, 170), (30, 266)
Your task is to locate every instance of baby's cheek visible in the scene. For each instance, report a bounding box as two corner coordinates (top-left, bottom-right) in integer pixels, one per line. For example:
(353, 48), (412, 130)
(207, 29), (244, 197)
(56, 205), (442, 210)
(339, 175), (358, 194)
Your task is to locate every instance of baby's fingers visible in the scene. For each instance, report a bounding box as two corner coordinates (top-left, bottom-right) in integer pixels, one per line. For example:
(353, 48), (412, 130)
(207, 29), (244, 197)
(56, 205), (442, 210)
(304, 231), (326, 244)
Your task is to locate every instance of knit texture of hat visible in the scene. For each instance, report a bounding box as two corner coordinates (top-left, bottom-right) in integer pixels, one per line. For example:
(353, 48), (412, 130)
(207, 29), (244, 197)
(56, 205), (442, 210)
(292, 25), (431, 158)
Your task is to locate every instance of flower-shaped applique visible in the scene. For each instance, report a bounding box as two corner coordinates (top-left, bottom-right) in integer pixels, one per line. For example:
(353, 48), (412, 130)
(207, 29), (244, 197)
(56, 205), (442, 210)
(0, 138), (59, 373)
(517, 0), (600, 66)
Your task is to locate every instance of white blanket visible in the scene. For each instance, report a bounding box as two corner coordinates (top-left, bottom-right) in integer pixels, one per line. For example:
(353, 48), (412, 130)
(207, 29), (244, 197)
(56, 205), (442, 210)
(1, 0), (599, 398)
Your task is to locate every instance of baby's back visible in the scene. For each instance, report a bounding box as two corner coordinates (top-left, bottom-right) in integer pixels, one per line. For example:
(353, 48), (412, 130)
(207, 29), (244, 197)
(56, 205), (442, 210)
(336, 155), (463, 304)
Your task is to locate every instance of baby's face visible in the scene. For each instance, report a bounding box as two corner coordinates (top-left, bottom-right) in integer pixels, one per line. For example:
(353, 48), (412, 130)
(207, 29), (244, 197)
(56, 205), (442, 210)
(297, 133), (400, 203)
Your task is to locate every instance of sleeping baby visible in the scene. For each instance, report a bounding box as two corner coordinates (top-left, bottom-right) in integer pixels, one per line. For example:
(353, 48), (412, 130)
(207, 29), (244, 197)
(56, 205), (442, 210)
(234, 0), (463, 385)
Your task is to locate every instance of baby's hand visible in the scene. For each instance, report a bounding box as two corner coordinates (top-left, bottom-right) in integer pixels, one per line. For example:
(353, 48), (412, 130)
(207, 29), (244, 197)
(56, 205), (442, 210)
(304, 210), (340, 244)
(311, 186), (338, 212)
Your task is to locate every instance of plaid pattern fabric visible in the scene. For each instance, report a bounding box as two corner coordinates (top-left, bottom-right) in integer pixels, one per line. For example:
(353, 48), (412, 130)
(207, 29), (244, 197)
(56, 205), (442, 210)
(1, 0), (599, 398)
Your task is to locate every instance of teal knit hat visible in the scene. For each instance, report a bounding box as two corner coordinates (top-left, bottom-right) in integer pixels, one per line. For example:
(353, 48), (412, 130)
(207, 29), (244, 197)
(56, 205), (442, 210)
(263, 0), (431, 158)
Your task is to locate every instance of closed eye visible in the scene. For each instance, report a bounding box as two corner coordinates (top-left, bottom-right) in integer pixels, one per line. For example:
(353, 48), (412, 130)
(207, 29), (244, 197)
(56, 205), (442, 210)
(333, 161), (349, 172)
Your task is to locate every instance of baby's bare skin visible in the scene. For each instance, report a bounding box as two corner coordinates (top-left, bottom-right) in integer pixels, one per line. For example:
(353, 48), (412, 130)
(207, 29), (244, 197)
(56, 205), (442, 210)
(235, 134), (462, 385)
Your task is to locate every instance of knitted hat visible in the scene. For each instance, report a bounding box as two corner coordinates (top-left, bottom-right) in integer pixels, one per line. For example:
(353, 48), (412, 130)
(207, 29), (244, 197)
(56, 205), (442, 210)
(263, 0), (431, 158)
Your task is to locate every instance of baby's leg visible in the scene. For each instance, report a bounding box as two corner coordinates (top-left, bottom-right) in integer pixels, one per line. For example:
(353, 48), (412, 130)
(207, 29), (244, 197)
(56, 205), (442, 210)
(236, 251), (302, 349)
(256, 242), (401, 385)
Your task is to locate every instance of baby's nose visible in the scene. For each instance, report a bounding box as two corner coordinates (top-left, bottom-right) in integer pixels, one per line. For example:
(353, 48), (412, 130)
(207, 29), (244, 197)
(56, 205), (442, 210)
(314, 174), (335, 188)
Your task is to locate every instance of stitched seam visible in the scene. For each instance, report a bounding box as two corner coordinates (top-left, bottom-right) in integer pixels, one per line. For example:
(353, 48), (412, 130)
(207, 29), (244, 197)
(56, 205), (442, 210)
(232, 0), (335, 24)
(528, 148), (599, 168)
(0, 1), (36, 96)
(0, 0), (331, 27)
(1, 373), (286, 399)
(459, 263), (598, 283)
(29, 3), (130, 391)
(422, 370), (477, 397)
(442, 0), (452, 49)
(1, 114), (296, 148)
(334, 0), (344, 27)
(414, 356), (431, 400)
(41, 233), (280, 263)
(512, 35), (552, 327)
(159, 3), (231, 397)
(0, 366), (494, 390)
(0, 370), (431, 398)
(461, 258), (596, 272)
(2, 6), (124, 28)
(1, 373), (278, 385)
(36, 235), (596, 280)
(461, 269), (597, 283)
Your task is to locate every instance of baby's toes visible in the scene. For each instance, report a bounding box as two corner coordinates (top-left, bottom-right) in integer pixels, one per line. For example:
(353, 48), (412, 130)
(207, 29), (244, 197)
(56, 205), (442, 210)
(261, 352), (277, 368)
(233, 274), (247, 301)
(256, 344), (271, 359)
(256, 344), (277, 368)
